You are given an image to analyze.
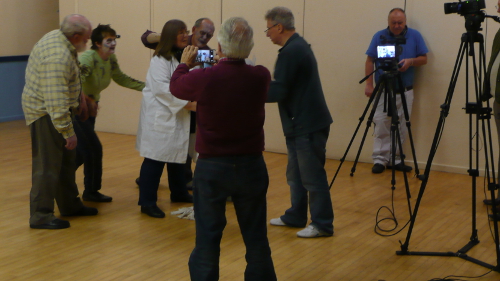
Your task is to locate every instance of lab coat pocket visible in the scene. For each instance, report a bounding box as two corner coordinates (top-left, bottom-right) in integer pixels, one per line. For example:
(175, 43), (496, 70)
(153, 110), (175, 133)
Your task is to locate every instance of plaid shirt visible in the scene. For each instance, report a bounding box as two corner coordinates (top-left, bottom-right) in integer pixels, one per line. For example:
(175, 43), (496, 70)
(22, 29), (81, 139)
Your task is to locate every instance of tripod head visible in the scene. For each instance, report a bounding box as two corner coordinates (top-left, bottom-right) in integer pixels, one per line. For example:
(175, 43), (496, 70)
(444, 0), (499, 33)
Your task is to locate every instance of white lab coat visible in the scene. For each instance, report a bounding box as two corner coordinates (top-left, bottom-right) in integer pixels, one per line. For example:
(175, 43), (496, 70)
(136, 55), (191, 163)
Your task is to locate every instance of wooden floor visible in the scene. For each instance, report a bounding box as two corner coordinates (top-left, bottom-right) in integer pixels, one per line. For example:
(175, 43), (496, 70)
(1, 120), (500, 280)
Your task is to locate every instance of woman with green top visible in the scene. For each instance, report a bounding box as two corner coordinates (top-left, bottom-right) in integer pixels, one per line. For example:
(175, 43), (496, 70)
(75, 24), (145, 202)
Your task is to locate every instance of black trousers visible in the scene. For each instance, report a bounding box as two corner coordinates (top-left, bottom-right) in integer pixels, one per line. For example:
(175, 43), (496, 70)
(138, 157), (191, 206)
(73, 115), (103, 192)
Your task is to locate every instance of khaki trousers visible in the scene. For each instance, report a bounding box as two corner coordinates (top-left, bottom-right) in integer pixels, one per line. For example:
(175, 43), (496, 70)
(29, 115), (83, 225)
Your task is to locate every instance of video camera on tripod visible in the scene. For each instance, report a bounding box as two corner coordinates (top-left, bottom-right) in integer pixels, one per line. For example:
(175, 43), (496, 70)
(444, 0), (487, 32)
(444, 0), (485, 15)
(376, 36), (406, 72)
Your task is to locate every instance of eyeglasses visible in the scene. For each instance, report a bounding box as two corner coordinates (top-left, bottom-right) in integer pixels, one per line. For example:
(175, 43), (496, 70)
(178, 30), (190, 35)
(264, 23), (279, 33)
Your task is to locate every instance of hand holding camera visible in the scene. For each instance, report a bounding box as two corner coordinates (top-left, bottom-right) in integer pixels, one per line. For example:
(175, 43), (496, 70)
(180, 45), (199, 68)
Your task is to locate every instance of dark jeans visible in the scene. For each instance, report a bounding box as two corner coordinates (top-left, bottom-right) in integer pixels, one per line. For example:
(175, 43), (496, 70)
(189, 155), (276, 281)
(494, 101), (500, 197)
(185, 154), (194, 182)
(138, 157), (190, 206)
(73, 115), (103, 192)
(281, 126), (334, 234)
(29, 115), (84, 224)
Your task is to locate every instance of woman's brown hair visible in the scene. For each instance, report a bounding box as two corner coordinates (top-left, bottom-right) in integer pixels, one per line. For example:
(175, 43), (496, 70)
(153, 19), (187, 60)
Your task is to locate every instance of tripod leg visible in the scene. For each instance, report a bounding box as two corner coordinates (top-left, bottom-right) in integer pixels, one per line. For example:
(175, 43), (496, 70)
(349, 79), (387, 174)
(387, 77), (413, 210)
(396, 74), (421, 179)
(399, 38), (467, 254)
(328, 78), (386, 188)
(382, 77), (413, 211)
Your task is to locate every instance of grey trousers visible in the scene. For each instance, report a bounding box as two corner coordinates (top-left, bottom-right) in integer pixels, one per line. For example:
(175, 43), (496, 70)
(29, 115), (84, 225)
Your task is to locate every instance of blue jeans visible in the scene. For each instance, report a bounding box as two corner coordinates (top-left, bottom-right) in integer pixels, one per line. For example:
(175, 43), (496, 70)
(281, 126), (334, 234)
(189, 155), (276, 281)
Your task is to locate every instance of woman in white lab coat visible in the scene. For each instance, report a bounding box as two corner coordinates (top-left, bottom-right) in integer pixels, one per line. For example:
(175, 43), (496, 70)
(136, 19), (196, 218)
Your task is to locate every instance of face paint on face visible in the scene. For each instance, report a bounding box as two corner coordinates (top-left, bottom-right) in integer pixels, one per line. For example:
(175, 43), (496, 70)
(193, 21), (214, 48)
(100, 36), (117, 55)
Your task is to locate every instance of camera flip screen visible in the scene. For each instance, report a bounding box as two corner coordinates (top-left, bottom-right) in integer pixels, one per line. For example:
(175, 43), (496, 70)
(377, 46), (396, 59)
(195, 49), (215, 63)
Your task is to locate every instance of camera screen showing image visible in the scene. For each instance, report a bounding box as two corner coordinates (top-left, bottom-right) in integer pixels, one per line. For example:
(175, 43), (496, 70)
(377, 46), (396, 59)
(195, 49), (215, 63)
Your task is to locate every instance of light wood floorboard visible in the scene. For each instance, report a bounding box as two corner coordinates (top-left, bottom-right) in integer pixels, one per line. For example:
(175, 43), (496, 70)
(1, 120), (500, 280)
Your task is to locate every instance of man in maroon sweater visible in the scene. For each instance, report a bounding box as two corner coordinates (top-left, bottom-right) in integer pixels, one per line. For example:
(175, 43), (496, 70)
(170, 17), (277, 281)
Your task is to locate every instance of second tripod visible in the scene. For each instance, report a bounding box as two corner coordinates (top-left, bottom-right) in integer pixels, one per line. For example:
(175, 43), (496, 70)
(330, 66), (421, 197)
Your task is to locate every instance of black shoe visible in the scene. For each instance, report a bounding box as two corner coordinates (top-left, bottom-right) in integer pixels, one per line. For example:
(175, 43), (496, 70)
(83, 191), (112, 202)
(387, 163), (413, 172)
(135, 177), (140, 186)
(171, 193), (193, 203)
(372, 163), (385, 174)
(484, 197), (500, 206)
(30, 218), (70, 229)
(61, 206), (98, 216)
(141, 205), (165, 218)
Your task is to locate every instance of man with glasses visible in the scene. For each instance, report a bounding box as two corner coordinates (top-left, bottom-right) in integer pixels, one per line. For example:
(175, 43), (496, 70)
(264, 6), (334, 238)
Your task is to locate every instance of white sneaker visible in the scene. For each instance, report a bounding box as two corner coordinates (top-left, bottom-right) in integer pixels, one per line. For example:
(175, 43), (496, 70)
(270, 218), (286, 226)
(296, 225), (333, 238)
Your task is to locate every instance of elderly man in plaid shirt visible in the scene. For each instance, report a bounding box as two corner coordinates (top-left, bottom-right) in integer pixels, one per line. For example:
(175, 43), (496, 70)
(22, 14), (98, 229)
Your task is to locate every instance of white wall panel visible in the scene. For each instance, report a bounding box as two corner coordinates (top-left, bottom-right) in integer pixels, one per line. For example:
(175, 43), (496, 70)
(151, 0), (222, 38)
(1, 0), (59, 56)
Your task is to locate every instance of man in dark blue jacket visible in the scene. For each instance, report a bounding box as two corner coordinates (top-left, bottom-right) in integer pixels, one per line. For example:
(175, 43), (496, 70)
(264, 6), (334, 238)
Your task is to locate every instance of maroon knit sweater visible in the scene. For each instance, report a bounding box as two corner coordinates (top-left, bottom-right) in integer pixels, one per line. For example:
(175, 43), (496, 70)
(170, 60), (271, 158)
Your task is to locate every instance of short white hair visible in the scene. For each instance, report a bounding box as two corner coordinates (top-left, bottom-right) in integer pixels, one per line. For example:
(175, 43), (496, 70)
(60, 14), (90, 37)
(217, 17), (253, 59)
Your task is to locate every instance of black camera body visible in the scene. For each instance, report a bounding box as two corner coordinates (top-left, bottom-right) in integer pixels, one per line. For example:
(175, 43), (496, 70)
(444, 0), (485, 15)
(377, 36), (406, 72)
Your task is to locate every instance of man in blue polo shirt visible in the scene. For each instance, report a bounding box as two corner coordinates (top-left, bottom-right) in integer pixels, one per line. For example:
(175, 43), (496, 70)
(364, 8), (428, 174)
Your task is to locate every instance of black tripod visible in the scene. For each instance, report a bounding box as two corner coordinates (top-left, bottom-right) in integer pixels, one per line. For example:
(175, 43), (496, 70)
(397, 17), (500, 272)
(329, 62), (420, 201)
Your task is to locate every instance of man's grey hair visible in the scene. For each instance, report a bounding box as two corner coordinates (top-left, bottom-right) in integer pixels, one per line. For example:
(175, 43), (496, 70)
(60, 14), (90, 37)
(217, 17), (254, 59)
(264, 6), (295, 30)
(388, 8), (406, 18)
